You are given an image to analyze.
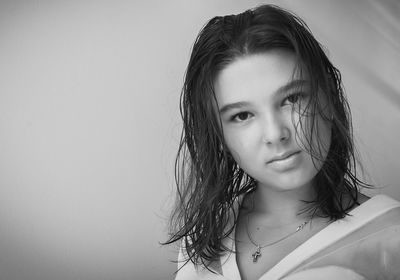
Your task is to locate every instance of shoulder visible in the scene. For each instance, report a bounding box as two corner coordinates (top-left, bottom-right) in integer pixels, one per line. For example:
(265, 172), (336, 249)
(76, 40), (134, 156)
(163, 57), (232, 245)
(345, 192), (369, 212)
(348, 194), (400, 239)
(350, 192), (399, 215)
(290, 195), (400, 278)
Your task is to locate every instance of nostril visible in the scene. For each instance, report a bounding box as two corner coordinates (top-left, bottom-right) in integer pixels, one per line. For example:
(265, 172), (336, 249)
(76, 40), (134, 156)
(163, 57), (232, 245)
(262, 118), (291, 144)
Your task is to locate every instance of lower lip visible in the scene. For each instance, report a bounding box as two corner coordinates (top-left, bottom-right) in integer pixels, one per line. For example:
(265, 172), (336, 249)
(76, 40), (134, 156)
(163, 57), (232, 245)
(268, 152), (301, 172)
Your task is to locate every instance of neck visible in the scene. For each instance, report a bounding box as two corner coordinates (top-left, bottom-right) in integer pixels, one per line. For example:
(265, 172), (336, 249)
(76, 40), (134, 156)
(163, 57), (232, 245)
(248, 182), (315, 226)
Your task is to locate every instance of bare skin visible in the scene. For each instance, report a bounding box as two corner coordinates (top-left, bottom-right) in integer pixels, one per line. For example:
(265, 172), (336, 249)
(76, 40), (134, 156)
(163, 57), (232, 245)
(235, 191), (369, 280)
(213, 51), (369, 280)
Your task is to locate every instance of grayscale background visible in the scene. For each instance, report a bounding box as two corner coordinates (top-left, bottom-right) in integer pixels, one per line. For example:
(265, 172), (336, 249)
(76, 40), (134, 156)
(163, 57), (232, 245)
(0, 0), (398, 279)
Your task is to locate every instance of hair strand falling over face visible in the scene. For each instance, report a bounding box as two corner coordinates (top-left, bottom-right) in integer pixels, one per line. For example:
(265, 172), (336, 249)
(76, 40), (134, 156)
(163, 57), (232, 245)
(163, 4), (371, 270)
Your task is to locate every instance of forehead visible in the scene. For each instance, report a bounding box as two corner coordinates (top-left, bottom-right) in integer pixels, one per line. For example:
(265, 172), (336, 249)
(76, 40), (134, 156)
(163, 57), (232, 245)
(214, 50), (301, 105)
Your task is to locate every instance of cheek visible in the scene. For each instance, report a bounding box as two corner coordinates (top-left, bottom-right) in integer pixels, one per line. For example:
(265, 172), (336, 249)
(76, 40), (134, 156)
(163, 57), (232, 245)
(311, 118), (332, 161)
(320, 121), (332, 150)
(223, 127), (257, 164)
(224, 131), (244, 162)
(295, 114), (332, 158)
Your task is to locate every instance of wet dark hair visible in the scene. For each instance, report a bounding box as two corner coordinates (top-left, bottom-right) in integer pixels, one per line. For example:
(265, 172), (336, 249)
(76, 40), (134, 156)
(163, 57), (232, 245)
(164, 4), (369, 270)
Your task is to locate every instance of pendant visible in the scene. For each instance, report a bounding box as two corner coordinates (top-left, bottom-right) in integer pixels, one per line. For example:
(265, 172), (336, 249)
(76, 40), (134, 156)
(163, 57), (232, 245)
(252, 245), (262, 263)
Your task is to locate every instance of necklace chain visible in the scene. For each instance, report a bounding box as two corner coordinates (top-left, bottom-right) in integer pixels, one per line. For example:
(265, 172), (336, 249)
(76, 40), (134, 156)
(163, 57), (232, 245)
(245, 193), (312, 263)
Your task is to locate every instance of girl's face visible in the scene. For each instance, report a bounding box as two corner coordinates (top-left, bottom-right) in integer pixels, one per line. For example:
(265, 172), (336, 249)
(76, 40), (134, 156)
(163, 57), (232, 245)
(214, 50), (331, 191)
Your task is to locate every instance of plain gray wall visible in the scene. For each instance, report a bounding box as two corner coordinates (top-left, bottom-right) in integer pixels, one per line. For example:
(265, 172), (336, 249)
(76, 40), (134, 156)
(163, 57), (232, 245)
(0, 0), (398, 279)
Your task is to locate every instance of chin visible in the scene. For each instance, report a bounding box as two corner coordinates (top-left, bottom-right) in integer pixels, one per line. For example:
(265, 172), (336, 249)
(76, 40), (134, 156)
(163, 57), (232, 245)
(257, 171), (317, 192)
(270, 182), (312, 192)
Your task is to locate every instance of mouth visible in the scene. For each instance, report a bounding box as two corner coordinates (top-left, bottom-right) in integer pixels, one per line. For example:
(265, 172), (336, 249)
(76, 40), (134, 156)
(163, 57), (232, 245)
(266, 151), (302, 171)
(267, 151), (301, 164)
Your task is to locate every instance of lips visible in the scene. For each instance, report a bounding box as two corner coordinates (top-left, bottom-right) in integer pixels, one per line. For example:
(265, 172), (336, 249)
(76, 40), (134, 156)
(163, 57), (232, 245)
(267, 151), (301, 164)
(266, 151), (302, 172)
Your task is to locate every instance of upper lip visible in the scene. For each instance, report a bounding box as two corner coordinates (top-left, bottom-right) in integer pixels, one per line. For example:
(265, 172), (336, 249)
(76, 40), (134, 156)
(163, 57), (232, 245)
(267, 151), (301, 163)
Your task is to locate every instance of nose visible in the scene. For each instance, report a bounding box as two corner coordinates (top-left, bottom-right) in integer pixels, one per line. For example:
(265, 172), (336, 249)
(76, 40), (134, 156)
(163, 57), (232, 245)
(262, 113), (290, 145)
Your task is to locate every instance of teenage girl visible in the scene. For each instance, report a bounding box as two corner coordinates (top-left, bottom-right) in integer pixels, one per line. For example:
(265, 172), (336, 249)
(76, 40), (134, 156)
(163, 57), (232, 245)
(165, 4), (400, 280)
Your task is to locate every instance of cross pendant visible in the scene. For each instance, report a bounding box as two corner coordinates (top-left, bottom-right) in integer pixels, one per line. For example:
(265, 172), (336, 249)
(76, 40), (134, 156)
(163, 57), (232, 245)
(252, 245), (262, 263)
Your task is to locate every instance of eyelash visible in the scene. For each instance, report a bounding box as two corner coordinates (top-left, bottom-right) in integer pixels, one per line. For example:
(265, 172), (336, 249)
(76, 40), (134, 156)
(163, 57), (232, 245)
(230, 111), (252, 122)
(228, 92), (308, 123)
(283, 92), (306, 105)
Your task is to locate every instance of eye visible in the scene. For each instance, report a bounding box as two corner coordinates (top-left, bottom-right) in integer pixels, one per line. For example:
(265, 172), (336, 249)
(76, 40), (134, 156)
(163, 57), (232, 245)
(283, 92), (311, 107)
(285, 92), (302, 104)
(230, 111), (252, 122)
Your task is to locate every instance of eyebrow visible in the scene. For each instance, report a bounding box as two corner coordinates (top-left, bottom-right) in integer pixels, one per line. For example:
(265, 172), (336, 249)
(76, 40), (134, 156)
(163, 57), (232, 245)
(218, 79), (308, 115)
